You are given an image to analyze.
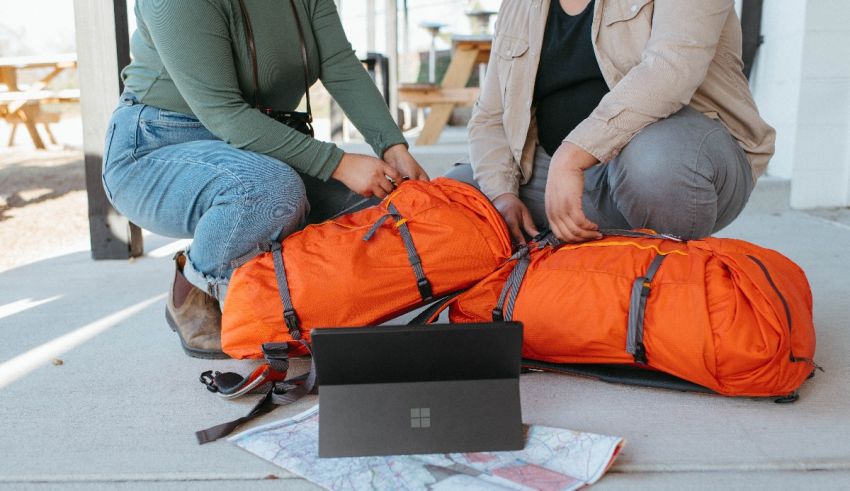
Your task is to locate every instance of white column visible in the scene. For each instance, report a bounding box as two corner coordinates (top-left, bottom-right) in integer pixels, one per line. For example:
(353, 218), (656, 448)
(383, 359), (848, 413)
(386, 0), (399, 124)
(367, 0), (376, 53)
(789, 1), (850, 208)
(750, 0), (850, 208)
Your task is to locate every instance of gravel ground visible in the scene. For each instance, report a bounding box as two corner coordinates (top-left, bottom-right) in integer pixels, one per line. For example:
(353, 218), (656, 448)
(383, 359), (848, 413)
(0, 148), (91, 272)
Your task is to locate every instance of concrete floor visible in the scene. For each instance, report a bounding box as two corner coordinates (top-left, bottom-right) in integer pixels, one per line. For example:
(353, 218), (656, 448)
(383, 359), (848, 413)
(1, 138), (849, 489)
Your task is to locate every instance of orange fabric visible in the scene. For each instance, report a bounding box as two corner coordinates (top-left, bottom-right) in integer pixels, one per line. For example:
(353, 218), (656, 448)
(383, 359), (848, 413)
(448, 235), (816, 397)
(221, 178), (512, 358)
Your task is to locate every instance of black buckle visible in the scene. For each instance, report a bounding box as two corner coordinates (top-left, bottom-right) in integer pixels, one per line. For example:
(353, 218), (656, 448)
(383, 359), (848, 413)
(417, 278), (434, 303)
(633, 344), (648, 365)
(262, 342), (292, 373)
(200, 370), (220, 393)
(283, 309), (301, 339)
(492, 307), (504, 322)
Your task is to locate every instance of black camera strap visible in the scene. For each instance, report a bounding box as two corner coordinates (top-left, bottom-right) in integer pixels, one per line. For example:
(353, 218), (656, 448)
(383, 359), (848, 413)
(237, 0), (313, 122)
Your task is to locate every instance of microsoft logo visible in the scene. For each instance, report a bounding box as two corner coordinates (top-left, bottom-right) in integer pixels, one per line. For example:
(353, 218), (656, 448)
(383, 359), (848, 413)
(410, 407), (431, 428)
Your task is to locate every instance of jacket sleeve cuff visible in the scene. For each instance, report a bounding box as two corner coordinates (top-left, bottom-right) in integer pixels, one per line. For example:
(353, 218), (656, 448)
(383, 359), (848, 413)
(565, 113), (636, 163)
(371, 130), (409, 159)
(474, 168), (521, 201)
(316, 145), (346, 181)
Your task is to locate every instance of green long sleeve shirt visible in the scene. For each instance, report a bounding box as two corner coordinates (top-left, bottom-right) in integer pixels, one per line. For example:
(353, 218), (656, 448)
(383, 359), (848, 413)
(122, 0), (407, 180)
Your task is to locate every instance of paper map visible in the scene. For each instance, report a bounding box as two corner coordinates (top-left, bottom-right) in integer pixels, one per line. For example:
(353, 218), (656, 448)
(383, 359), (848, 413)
(230, 405), (623, 490)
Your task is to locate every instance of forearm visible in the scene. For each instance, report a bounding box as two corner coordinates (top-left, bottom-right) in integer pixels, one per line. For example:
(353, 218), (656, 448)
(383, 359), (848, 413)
(313, 0), (406, 158)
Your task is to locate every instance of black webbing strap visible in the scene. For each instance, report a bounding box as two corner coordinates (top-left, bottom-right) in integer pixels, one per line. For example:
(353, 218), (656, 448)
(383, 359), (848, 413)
(363, 203), (433, 302)
(407, 291), (465, 325)
(492, 246), (531, 322)
(269, 242), (301, 340)
(626, 254), (667, 364)
(195, 385), (279, 445)
(195, 340), (317, 445)
(601, 229), (684, 242)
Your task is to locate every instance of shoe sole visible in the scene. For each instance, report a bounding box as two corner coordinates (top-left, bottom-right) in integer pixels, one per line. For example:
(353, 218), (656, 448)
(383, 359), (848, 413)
(165, 308), (230, 360)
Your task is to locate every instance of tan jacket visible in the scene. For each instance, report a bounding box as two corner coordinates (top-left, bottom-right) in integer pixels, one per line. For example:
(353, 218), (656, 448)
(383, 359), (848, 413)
(468, 0), (776, 200)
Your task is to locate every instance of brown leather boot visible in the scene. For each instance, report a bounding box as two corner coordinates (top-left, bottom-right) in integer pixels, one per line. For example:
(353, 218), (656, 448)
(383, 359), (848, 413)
(165, 252), (229, 359)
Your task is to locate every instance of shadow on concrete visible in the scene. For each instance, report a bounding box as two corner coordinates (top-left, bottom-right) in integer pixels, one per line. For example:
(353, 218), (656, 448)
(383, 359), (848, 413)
(0, 151), (84, 221)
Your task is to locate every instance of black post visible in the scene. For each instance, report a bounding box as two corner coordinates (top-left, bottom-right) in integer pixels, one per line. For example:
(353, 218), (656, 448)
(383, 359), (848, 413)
(740, 0), (764, 80)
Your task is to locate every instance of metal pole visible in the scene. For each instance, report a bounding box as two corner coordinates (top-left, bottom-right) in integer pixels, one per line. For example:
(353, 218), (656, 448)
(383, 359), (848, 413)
(385, 0), (399, 124)
(366, 0), (376, 53)
(740, 0), (764, 80)
(429, 36), (437, 84)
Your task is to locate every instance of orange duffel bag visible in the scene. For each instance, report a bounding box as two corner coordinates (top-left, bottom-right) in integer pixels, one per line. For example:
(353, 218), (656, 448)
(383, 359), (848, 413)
(441, 230), (818, 398)
(220, 177), (512, 358)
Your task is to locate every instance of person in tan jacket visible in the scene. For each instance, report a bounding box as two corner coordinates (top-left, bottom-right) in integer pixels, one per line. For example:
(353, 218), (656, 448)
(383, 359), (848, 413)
(449, 0), (775, 244)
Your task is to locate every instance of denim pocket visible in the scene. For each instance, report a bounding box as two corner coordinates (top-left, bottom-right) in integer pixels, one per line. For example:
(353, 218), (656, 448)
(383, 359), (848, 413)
(151, 108), (206, 128)
(134, 107), (216, 159)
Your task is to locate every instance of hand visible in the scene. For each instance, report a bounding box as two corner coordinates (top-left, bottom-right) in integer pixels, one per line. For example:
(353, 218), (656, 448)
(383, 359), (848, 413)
(331, 153), (402, 199)
(493, 193), (539, 245)
(545, 142), (603, 243)
(382, 144), (430, 181)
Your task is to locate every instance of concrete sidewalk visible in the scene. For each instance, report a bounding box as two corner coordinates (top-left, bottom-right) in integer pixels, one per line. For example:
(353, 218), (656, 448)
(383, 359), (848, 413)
(1, 176), (849, 490)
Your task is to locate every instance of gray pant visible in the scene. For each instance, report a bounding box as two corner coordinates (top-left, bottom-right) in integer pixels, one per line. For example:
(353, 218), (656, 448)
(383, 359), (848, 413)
(448, 107), (754, 240)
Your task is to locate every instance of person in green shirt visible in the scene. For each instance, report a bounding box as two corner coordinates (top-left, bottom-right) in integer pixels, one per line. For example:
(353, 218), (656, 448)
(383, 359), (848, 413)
(102, 0), (427, 359)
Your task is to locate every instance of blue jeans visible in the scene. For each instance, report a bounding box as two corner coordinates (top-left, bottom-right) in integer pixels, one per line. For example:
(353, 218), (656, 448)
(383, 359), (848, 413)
(102, 92), (363, 301)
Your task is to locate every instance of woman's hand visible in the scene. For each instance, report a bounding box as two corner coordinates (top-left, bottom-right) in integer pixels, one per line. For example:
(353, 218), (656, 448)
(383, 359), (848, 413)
(545, 142), (603, 243)
(332, 153), (402, 199)
(493, 193), (539, 245)
(383, 144), (430, 181)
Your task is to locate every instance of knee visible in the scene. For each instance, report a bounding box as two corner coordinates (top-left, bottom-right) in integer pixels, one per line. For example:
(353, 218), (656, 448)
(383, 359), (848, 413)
(244, 163), (310, 240)
(608, 140), (716, 240)
(443, 163), (479, 189)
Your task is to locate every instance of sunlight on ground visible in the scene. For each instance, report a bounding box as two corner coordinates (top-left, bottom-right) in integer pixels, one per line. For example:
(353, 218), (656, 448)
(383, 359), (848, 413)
(0, 293), (166, 389)
(0, 295), (62, 321)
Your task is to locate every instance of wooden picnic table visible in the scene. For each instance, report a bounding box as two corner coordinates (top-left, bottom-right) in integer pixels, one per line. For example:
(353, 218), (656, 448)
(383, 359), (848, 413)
(0, 53), (80, 149)
(399, 36), (491, 146)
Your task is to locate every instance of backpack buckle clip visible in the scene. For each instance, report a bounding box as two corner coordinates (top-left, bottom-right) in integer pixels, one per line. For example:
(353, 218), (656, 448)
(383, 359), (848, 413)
(417, 277), (434, 303)
(283, 308), (301, 339)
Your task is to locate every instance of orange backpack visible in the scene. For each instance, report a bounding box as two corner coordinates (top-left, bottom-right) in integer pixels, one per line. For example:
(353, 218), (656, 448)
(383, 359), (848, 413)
(441, 231), (818, 398)
(220, 178), (512, 359)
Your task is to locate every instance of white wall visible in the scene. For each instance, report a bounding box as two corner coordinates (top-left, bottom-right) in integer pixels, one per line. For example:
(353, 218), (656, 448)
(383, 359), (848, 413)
(789, 0), (850, 208)
(749, 0), (808, 180)
(751, 0), (850, 208)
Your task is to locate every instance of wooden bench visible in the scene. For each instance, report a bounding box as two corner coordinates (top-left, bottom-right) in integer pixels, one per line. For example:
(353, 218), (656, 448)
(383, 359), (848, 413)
(399, 37), (491, 146)
(398, 84), (480, 107)
(0, 54), (79, 149)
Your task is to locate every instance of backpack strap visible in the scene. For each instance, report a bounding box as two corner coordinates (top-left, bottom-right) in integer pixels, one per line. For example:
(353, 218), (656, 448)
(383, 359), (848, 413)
(269, 242), (301, 339)
(229, 241), (301, 338)
(407, 291), (465, 325)
(363, 203), (434, 302)
(195, 340), (317, 444)
(626, 253), (667, 364)
(601, 229), (684, 242)
(492, 246), (532, 322)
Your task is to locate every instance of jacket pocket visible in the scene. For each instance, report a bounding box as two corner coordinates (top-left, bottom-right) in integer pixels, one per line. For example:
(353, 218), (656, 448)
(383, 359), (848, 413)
(603, 0), (654, 26)
(493, 35), (530, 103)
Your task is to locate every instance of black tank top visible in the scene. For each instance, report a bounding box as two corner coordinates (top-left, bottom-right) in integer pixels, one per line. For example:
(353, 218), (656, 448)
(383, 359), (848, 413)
(533, 0), (610, 156)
